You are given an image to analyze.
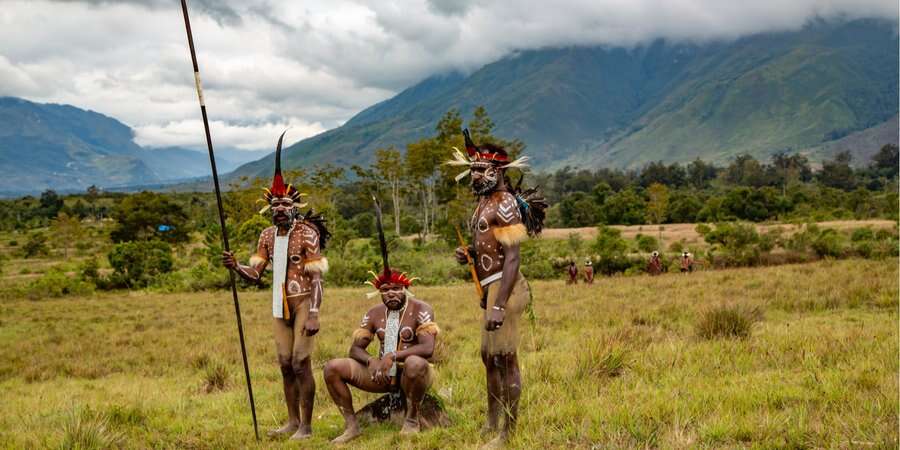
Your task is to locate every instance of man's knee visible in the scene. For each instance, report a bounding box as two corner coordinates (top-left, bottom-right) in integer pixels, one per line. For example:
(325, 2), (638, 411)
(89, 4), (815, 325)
(323, 359), (343, 383)
(291, 355), (310, 376)
(403, 356), (429, 381)
(277, 355), (293, 376)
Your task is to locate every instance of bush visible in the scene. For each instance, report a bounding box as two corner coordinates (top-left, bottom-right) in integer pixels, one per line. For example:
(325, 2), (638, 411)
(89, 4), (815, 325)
(107, 240), (174, 288)
(811, 229), (846, 258)
(699, 222), (764, 267)
(79, 257), (100, 284)
(634, 234), (658, 253)
(25, 269), (95, 299)
(21, 232), (50, 258)
(851, 227), (875, 242)
(696, 305), (761, 339)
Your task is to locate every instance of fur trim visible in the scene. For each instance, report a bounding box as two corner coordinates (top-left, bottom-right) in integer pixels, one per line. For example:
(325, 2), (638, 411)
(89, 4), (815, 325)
(352, 328), (373, 341)
(249, 254), (266, 267)
(493, 223), (528, 247)
(416, 322), (440, 337)
(303, 256), (329, 274)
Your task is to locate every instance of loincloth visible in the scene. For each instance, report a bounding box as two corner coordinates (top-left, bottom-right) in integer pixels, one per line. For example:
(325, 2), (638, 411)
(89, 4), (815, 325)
(481, 272), (529, 356)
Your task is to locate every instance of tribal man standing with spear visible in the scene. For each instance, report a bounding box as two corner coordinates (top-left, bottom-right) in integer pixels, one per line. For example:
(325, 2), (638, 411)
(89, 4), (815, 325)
(447, 129), (547, 446)
(222, 133), (330, 441)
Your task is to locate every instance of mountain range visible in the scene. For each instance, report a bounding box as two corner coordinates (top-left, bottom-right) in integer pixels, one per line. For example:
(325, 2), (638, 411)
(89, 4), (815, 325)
(2, 18), (897, 195)
(231, 18), (898, 181)
(0, 97), (267, 195)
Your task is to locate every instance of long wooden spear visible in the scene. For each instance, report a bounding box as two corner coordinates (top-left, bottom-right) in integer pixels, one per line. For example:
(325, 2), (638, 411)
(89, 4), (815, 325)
(179, 0), (259, 441)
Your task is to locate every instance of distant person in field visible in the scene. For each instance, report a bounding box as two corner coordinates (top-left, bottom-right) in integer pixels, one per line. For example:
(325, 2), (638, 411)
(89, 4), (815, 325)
(584, 260), (594, 284)
(567, 261), (578, 284)
(647, 251), (663, 276)
(680, 251), (693, 273)
(448, 129), (547, 446)
(222, 132), (330, 441)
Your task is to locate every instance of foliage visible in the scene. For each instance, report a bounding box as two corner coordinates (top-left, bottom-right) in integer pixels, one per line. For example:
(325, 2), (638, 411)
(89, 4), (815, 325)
(24, 268), (95, 299)
(107, 240), (174, 288)
(698, 222), (764, 266)
(21, 231), (50, 258)
(109, 191), (191, 243)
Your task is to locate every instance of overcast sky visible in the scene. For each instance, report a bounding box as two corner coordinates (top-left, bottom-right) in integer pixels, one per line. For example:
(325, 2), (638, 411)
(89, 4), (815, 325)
(1, 0), (896, 151)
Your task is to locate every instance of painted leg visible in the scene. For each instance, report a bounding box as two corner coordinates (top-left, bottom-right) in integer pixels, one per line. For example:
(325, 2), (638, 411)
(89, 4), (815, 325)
(290, 356), (314, 440)
(324, 360), (362, 444)
(399, 356), (431, 434)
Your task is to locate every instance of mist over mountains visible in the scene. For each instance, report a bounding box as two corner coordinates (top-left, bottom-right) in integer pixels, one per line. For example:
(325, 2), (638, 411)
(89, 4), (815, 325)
(2, 18), (897, 195)
(229, 18), (897, 182)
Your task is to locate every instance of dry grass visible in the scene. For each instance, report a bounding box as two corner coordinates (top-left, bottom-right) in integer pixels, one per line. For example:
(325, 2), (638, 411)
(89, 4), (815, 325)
(0, 258), (896, 449)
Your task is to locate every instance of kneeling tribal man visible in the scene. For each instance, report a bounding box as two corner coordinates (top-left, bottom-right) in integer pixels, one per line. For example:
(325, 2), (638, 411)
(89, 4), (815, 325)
(323, 268), (439, 444)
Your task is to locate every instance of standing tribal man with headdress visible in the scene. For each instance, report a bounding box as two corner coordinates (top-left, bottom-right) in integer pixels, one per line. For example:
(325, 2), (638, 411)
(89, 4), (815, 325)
(323, 198), (439, 444)
(447, 129), (547, 446)
(222, 132), (330, 441)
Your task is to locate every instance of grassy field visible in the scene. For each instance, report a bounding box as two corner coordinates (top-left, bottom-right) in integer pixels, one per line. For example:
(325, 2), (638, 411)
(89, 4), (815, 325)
(1, 258), (897, 449)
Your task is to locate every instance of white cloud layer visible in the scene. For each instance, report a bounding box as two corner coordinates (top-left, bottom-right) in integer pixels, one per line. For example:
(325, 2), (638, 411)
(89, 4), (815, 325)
(1, 0), (896, 151)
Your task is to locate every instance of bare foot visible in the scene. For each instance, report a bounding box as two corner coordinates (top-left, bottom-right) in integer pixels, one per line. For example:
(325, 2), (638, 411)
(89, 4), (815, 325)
(289, 425), (312, 440)
(480, 432), (508, 449)
(331, 426), (361, 444)
(267, 421), (299, 438)
(400, 418), (420, 435)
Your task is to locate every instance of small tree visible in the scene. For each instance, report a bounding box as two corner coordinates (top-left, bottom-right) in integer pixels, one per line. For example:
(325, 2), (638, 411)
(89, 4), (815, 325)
(374, 147), (405, 235)
(107, 240), (174, 288)
(109, 191), (191, 243)
(51, 212), (85, 258)
(646, 183), (669, 241)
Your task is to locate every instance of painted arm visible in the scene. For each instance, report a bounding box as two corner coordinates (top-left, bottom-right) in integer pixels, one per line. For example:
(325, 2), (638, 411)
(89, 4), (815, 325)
(300, 223), (328, 336)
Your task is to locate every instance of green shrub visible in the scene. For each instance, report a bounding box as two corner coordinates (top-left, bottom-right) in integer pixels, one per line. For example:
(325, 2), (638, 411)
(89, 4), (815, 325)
(699, 222), (764, 266)
(634, 233), (658, 253)
(668, 240), (685, 253)
(107, 240), (174, 288)
(851, 227), (875, 242)
(21, 232), (49, 258)
(696, 305), (761, 339)
(24, 269), (94, 299)
(811, 229), (846, 258)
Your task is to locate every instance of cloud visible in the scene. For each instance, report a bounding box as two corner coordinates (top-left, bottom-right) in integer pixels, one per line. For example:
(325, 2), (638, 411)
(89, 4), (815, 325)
(133, 118), (326, 150)
(1, 0), (896, 150)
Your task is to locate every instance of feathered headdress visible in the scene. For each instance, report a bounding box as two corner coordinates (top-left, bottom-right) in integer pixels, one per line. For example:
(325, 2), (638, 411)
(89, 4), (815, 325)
(259, 130), (308, 213)
(365, 196), (417, 298)
(445, 128), (530, 182)
(447, 129), (548, 236)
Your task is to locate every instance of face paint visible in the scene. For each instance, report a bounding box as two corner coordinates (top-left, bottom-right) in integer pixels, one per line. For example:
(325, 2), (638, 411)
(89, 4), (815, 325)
(270, 198), (296, 227)
(472, 165), (499, 195)
(380, 283), (407, 310)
